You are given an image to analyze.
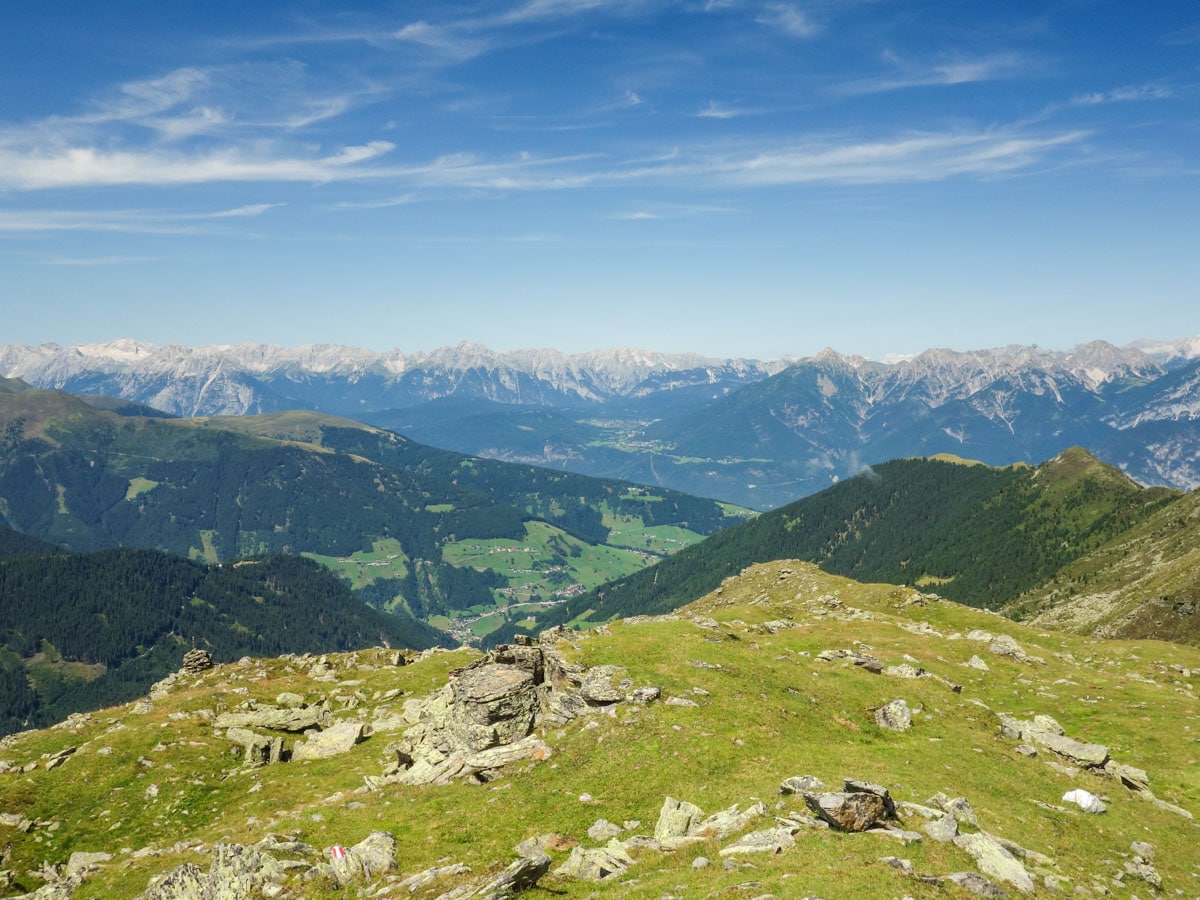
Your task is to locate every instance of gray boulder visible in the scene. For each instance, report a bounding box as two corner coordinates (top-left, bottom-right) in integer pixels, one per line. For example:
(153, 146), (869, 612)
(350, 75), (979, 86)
(555, 840), (634, 881)
(654, 797), (705, 847)
(923, 814), (958, 843)
(329, 830), (396, 885)
(873, 699), (912, 732)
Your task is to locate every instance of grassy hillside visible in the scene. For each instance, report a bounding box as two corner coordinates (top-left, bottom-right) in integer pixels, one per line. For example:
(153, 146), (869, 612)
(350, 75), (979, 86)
(0, 560), (1195, 897)
(489, 449), (1178, 641)
(1008, 486), (1200, 643)
(0, 548), (447, 736)
(0, 391), (743, 640)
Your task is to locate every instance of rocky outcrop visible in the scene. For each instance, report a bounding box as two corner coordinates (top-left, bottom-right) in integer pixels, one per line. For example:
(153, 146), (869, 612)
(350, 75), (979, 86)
(373, 633), (658, 788)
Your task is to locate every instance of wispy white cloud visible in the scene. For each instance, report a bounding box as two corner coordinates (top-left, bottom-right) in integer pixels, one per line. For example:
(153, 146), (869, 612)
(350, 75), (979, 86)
(0, 142), (395, 191)
(393, 21), (489, 60)
(835, 53), (1028, 96)
(208, 203), (285, 218)
(696, 101), (756, 119)
(692, 128), (1087, 186)
(612, 210), (660, 220)
(0, 204), (283, 234)
(1071, 84), (1173, 105)
(756, 3), (820, 38)
(333, 193), (418, 210)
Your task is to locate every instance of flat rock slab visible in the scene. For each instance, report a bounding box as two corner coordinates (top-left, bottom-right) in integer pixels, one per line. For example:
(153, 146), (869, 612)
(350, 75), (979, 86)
(719, 827), (797, 857)
(953, 832), (1034, 894)
(293, 721), (365, 761)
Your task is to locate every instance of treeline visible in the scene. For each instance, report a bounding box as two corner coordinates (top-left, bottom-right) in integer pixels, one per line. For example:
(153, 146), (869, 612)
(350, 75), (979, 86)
(486, 452), (1178, 644)
(0, 547), (449, 736)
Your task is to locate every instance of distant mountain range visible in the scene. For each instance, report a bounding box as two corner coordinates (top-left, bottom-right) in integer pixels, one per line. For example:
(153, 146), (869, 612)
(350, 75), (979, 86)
(3, 336), (1199, 508)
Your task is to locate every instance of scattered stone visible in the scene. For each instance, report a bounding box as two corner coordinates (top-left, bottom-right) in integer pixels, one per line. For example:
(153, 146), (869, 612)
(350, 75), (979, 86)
(555, 840), (634, 881)
(226, 727), (284, 767)
(275, 692), (305, 709)
(925, 794), (978, 828)
(874, 699), (912, 732)
(1103, 760), (1148, 792)
(997, 715), (1109, 769)
(1061, 789), (1106, 814)
(455, 853), (550, 898)
(816, 649), (883, 672)
(586, 819), (622, 841)
(694, 802), (767, 840)
(946, 871), (1011, 898)
(692, 856), (710, 869)
(65, 851), (112, 877)
(392, 862), (472, 894)
(923, 814), (958, 843)
(879, 856), (913, 875)
(1014, 744), (1037, 758)
(965, 656), (990, 671)
(953, 832), (1034, 894)
(1124, 841), (1161, 889)
(665, 696), (699, 708)
(987, 635), (1045, 665)
(718, 827), (797, 856)
(779, 775), (825, 795)
(628, 686), (661, 705)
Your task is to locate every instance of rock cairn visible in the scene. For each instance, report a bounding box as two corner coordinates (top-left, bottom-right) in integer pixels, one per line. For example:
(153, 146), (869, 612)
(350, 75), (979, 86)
(180, 648), (213, 674)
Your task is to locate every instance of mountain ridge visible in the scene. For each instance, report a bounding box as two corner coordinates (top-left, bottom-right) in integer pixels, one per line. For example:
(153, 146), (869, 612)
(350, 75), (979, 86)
(4, 336), (1199, 509)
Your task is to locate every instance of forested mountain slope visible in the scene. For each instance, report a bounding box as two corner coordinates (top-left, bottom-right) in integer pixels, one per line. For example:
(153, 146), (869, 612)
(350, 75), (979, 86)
(0, 548), (446, 736)
(488, 449), (1179, 643)
(0, 387), (740, 638)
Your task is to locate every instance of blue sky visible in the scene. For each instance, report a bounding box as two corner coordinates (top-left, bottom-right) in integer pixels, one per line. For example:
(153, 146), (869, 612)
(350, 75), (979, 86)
(1, 1), (1196, 359)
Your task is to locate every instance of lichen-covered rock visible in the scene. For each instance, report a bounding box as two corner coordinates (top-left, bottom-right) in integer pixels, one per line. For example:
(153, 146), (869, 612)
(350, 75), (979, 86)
(718, 826), (797, 856)
(804, 792), (886, 832)
(328, 830), (396, 885)
(874, 698), (912, 731)
(780, 775), (825, 795)
(555, 841), (634, 881)
(953, 832), (1034, 894)
(292, 721), (365, 761)
(654, 797), (705, 847)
